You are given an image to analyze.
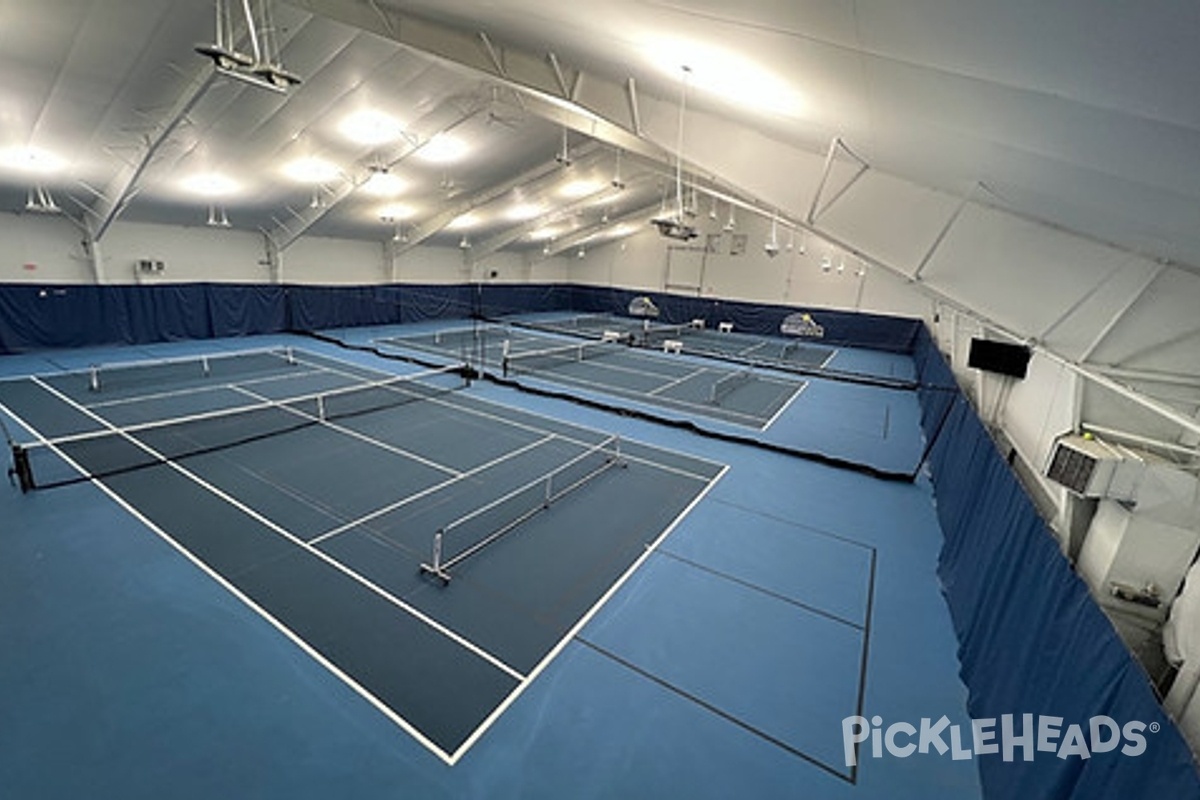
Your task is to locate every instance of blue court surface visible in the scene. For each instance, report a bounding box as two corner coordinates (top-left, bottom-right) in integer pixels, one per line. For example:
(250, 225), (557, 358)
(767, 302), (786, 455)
(0, 326), (981, 799)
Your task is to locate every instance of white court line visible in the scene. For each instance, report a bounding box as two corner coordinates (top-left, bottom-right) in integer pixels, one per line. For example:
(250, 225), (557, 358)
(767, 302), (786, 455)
(28, 345), (728, 765)
(509, 366), (768, 427)
(85, 366), (325, 410)
(290, 350), (723, 481)
(228, 384), (462, 478)
(762, 381), (810, 430)
(646, 366), (713, 396)
(445, 462), (731, 765)
(0, 399), (460, 766)
(309, 433), (558, 546)
(29, 375), (526, 686)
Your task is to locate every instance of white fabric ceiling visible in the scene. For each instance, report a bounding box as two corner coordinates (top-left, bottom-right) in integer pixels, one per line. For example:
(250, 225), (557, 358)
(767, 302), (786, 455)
(2, 0), (1199, 392)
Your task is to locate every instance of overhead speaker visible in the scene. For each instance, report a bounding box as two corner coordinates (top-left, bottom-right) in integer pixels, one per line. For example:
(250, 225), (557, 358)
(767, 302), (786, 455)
(968, 337), (1031, 379)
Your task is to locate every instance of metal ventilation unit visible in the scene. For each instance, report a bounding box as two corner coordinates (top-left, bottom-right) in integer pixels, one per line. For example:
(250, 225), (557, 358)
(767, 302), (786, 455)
(1045, 433), (1133, 499)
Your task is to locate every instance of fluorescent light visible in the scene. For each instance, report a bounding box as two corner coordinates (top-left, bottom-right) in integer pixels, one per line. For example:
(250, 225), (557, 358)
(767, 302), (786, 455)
(528, 226), (561, 241)
(181, 172), (240, 197)
(282, 156), (340, 184)
(360, 170), (407, 197)
(377, 202), (417, 221)
(338, 109), (404, 145)
(505, 203), (544, 222)
(558, 179), (604, 199)
(417, 134), (468, 164)
(447, 212), (482, 231)
(640, 36), (806, 117)
(0, 146), (65, 174)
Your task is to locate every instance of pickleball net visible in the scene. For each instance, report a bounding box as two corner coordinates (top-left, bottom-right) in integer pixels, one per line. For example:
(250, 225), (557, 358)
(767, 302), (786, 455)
(420, 434), (625, 584)
(11, 364), (468, 491)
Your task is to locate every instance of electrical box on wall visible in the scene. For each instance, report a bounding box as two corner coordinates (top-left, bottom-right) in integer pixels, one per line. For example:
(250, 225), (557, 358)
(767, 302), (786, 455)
(136, 259), (165, 274)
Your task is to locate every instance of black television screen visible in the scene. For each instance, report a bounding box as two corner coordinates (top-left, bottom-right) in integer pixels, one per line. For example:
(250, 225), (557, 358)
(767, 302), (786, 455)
(968, 338), (1031, 379)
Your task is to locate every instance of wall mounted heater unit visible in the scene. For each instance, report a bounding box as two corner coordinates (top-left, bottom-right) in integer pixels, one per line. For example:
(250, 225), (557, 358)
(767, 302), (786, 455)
(1044, 433), (1147, 502)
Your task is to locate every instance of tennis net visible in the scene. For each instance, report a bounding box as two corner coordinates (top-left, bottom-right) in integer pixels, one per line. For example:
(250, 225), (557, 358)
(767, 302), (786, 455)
(12, 365), (467, 491)
(709, 368), (754, 405)
(640, 320), (703, 347)
(82, 348), (297, 394)
(501, 338), (627, 377)
(420, 435), (624, 584)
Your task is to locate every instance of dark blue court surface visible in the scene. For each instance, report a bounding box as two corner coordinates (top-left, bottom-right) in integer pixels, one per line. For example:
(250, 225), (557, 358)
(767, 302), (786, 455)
(0, 331), (983, 799)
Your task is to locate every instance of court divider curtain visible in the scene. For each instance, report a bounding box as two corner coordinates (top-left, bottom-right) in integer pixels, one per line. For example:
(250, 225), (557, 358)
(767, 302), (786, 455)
(566, 285), (921, 351)
(913, 325), (1200, 798)
(0, 282), (923, 354)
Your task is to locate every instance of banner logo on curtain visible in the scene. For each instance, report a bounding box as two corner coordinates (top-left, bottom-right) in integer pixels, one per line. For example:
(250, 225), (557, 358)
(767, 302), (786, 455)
(627, 295), (660, 318)
(780, 311), (824, 338)
(841, 714), (1158, 767)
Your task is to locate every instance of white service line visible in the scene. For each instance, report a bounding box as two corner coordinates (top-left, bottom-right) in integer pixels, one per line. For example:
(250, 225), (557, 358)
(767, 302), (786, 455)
(291, 348), (725, 479)
(228, 384), (462, 478)
(308, 433), (559, 545)
(646, 366), (712, 396)
(28, 375), (526, 684)
(446, 462), (731, 765)
(0, 397), (460, 766)
(85, 366), (325, 410)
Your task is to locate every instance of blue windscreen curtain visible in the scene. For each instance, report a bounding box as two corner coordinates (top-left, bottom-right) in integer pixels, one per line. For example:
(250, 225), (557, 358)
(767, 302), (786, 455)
(567, 285), (921, 352)
(0, 282), (924, 355)
(0, 283), (285, 351)
(914, 326), (1200, 798)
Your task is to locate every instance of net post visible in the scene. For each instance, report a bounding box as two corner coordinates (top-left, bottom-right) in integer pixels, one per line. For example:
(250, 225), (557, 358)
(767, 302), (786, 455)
(317, 395), (327, 421)
(88, 366), (100, 393)
(544, 474), (552, 508)
(284, 347), (296, 365)
(201, 356), (211, 377)
(432, 530), (443, 572)
(10, 444), (34, 492)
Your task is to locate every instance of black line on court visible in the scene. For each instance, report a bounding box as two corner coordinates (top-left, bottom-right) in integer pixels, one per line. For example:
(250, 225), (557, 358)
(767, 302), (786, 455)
(575, 636), (855, 784)
(849, 549), (878, 784)
(653, 547), (866, 631)
(709, 496), (876, 552)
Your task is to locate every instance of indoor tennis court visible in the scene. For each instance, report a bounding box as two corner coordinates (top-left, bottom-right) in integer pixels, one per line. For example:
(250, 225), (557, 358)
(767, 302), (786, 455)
(4, 4), (1200, 800)
(1, 345), (727, 763)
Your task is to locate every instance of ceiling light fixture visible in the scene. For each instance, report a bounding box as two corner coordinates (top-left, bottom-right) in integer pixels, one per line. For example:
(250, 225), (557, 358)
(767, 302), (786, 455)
(724, 204), (736, 232)
(182, 172), (240, 197)
(206, 204), (231, 227)
(764, 213), (780, 257)
(0, 146), (65, 175)
(448, 212), (481, 231)
(611, 149), (626, 190)
(339, 109), (404, 146)
(195, 0), (301, 93)
(24, 186), (60, 214)
(361, 167), (406, 197)
(505, 203), (544, 222)
(555, 128), (572, 167)
(283, 156), (339, 184)
(377, 202), (416, 221)
(558, 179), (604, 199)
(417, 134), (468, 164)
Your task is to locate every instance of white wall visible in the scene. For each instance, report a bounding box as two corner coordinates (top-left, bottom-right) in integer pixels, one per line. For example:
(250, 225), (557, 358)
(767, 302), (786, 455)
(575, 214), (932, 319)
(0, 212), (94, 282)
(102, 220), (267, 283)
